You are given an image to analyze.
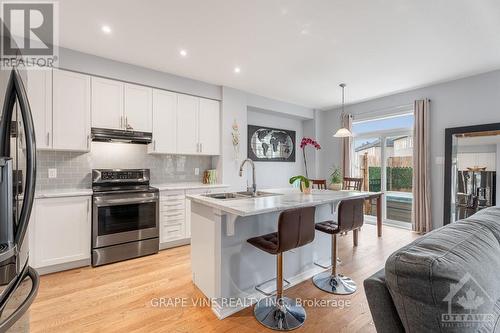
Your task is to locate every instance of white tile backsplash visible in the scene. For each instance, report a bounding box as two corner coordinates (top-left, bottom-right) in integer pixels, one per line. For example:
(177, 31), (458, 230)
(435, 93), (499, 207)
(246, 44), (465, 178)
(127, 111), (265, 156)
(36, 142), (213, 190)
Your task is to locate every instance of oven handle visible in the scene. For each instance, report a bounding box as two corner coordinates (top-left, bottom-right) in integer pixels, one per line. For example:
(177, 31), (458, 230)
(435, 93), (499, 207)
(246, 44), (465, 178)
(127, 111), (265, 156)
(94, 198), (158, 206)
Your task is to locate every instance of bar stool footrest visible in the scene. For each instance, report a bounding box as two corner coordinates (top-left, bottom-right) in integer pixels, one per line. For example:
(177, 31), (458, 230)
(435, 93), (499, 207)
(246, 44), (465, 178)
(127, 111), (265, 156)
(255, 277), (291, 296)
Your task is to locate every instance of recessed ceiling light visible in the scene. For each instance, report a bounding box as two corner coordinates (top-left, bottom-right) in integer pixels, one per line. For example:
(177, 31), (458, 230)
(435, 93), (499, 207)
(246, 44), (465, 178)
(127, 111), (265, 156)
(179, 49), (187, 57)
(234, 67), (241, 74)
(101, 25), (112, 34)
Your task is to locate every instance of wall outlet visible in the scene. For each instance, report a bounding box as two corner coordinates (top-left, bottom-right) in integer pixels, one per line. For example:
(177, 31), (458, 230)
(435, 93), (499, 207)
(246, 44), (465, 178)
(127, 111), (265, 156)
(48, 168), (57, 179)
(194, 168), (200, 176)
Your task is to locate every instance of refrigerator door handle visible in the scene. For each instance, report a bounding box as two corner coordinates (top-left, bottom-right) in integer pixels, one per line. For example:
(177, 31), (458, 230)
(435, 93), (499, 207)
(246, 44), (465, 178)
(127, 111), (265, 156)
(0, 69), (37, 249)
(0, 264), (40, 332)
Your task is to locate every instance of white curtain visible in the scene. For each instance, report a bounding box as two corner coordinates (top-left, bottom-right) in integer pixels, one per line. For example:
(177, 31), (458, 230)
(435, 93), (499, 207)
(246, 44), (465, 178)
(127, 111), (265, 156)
(341, 113), (353, 178)
(412, 99), (432, 233)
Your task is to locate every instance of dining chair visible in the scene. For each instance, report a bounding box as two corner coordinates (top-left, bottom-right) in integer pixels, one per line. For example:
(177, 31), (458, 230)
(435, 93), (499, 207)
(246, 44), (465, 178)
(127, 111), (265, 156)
(311, 179), (327, 190)
(343, 177), (363, 191)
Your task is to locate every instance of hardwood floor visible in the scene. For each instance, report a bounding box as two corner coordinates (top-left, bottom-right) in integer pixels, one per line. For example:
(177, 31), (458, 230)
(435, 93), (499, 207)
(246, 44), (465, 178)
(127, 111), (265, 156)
(29, 225), (418, 333)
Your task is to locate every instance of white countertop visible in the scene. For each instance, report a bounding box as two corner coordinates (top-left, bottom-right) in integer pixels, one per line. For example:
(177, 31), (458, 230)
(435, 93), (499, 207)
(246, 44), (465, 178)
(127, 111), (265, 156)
(35, 189), (93, 199)
(34, 183), (229, 199)
(187, 188), (381, 217)
(153, 183), (230, 191)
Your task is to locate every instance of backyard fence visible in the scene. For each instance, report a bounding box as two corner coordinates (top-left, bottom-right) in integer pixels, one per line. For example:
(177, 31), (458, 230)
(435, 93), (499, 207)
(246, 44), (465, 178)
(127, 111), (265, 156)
(368, 167), (413, 192)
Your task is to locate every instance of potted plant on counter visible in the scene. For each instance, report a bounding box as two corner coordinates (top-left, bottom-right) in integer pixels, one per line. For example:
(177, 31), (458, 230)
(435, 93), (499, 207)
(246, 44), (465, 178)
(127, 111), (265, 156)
(329, 166), (342, 191)
(289, 175), (312, 194)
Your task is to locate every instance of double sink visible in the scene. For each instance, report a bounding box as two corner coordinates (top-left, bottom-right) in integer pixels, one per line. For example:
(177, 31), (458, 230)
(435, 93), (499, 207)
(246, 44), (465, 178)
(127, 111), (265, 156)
(202, 191), (280, 200)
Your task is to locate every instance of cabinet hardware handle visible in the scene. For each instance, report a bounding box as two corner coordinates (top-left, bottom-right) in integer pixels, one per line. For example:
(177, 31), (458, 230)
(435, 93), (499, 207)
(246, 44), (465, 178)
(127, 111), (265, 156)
(200, 143), (202, 153)
(125, 116), (128, 129)
(87, 134), (90, 149)
(46, 132), (50, 146)
(120, 116), (123, 129)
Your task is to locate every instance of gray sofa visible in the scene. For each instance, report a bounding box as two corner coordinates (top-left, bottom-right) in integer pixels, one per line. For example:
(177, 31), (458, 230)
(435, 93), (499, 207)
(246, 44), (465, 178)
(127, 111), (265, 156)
(364, 206), (500, 333)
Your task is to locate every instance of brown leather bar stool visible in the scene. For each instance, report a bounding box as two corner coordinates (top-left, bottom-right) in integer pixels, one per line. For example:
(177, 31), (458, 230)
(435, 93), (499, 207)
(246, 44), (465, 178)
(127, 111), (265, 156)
(247, 207), (316, 331)
(312, 198), (364, 295)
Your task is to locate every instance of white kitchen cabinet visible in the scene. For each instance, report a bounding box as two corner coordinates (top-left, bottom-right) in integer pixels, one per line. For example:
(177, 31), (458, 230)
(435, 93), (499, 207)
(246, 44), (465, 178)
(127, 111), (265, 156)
(30, 196), (91, 269)
(149, 89), (177, 154)
(26, 68), (52, 150)
(177, 94), (199, 154)
(124, 83), (152, 132)
(91, 77), (124, 130)
(159, 190), (187, 244)
(52, 69), (91, 151)
(198, 98), (220, 155)
(184, 187), (227, 238)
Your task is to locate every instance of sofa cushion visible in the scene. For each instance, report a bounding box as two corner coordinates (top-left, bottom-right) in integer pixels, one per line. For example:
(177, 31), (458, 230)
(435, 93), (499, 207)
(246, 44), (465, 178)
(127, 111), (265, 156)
(385, 207), (500, 333)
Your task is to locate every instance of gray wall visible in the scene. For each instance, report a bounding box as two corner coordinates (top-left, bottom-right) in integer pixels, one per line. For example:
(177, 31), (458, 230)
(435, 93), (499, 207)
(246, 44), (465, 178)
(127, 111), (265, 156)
(36, 142), (212, 191)
(58, 47), (221, 100)
(247, 108), (305, 188)
(319, 69), (500, 228)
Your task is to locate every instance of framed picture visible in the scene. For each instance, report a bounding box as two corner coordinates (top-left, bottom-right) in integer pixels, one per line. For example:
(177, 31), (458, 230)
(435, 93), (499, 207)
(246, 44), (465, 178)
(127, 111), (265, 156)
(247, 125), (296, 162)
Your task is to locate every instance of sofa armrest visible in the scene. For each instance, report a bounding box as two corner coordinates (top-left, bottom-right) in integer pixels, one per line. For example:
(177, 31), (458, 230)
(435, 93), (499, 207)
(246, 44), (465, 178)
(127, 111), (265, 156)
(364, 268), (405, 333)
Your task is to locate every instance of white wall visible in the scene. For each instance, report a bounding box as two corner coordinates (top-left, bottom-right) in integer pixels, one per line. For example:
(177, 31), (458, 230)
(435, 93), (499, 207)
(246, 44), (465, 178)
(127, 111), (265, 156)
(319, 69), (500, 228)
(247, 108), (305, 189)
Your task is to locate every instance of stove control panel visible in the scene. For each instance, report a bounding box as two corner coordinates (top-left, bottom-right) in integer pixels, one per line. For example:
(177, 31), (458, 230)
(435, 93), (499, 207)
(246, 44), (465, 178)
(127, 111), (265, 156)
(92, 169), (150, 184)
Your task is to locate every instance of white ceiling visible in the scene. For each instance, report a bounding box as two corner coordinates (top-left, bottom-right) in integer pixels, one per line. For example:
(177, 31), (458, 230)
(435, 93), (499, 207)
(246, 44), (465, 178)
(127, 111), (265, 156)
(57, 0), (500, 109)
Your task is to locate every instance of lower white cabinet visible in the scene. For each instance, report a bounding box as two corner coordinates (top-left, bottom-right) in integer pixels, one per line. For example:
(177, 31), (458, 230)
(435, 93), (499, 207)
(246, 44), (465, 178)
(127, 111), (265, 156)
(159, 187), (228, 246)
(30, 196), (91, 270)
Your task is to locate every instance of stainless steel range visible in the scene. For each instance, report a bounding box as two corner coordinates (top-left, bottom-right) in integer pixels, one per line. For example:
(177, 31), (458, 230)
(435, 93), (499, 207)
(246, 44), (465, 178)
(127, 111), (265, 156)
(91, 169), (159, 267)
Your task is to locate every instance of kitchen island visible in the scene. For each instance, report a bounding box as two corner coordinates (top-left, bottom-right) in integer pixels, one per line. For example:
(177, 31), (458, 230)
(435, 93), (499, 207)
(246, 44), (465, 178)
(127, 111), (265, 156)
(186, 188), (382, 319)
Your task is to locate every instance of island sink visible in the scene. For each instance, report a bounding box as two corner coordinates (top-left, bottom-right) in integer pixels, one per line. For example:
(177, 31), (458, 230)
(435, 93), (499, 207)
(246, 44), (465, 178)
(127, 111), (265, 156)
(202, 191), (280, 200)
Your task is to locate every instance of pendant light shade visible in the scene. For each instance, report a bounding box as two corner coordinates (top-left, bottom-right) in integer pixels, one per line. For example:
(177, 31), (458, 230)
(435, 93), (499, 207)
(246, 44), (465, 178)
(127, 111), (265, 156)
(333, 127), (352, 138)
(333, 83), (353, 138)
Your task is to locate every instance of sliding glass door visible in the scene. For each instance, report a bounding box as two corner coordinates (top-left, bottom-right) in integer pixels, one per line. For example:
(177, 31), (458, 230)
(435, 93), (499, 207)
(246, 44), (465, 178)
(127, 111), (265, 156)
(351, 113), (414, 227)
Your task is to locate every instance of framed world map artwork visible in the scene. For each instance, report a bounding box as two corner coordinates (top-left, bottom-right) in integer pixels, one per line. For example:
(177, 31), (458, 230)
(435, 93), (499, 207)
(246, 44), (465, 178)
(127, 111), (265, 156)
(247, 125), (296, 162)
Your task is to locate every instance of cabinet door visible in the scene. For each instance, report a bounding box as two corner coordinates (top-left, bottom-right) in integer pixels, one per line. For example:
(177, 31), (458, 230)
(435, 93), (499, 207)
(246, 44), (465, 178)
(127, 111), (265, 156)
(198, 98), (220, 155)
(52, 69), (91, 151)
(124, 83), (152, 132)
(26, 68), (52, 149)
(177, 94), (199, 154)
(91, 77), (123, 130)
(150, 89), (177, 154)
(31, 197), (91, 268)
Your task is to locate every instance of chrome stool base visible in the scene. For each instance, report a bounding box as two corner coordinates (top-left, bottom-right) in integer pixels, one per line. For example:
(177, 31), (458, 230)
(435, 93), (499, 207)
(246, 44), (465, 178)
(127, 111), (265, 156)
(254, 296), (306, 331)
(312, 271), (357, 295)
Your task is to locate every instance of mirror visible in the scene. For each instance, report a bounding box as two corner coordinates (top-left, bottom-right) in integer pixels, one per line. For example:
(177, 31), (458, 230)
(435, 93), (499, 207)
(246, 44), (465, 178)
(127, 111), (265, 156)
(444, 123), (500, 224)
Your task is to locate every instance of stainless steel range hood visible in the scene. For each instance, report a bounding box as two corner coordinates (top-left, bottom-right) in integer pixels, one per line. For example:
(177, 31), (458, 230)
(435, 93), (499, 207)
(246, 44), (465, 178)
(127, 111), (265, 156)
(91, 128), (152, 144)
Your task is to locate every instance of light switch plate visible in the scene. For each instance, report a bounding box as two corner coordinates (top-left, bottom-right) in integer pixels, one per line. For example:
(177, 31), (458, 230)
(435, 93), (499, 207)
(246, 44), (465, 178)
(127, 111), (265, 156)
(48, 168), (57, 179)
(194, 168), (200, 176)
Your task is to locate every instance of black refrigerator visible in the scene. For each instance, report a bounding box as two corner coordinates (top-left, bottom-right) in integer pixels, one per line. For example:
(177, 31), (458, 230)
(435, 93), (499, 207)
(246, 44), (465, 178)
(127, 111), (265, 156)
(0, 33), (39, 331)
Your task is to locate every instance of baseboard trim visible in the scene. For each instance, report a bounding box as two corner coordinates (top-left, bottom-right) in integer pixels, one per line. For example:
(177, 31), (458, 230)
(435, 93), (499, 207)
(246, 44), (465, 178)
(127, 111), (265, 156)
(159, 238), (190, 250)
(34, 259), (90, 275)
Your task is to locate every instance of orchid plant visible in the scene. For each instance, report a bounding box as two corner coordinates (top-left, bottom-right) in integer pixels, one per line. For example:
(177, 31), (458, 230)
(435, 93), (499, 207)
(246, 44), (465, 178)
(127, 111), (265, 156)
(300, 137), (321, 178)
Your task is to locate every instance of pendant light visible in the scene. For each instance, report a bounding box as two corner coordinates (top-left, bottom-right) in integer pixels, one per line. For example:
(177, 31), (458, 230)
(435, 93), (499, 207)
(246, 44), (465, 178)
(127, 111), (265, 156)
(333, 83), (353, 138)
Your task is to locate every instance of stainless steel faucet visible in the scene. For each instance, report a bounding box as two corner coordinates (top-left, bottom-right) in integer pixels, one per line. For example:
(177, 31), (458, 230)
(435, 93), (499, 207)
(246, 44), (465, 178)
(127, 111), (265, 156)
(239, 158), (257, 196)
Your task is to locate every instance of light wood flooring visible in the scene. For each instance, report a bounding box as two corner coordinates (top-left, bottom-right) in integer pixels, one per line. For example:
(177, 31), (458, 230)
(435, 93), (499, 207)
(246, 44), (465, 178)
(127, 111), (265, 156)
(29, 224), (418, 333)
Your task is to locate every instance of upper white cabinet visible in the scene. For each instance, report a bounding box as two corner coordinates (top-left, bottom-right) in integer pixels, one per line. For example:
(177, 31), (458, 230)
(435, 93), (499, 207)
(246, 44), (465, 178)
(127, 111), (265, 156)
(52, 69), (91, 151)
(198, 98), (220, 155)
(92, 78), (153, 132)
(30, 196), (91, 269)
(177, 94), (199, 155)
(91, 77), (124, 130)
(26, 68), (52, 149)
(175, 95), (220, 155)
(124, 83), (152, 132)
(149, 89), (177, 154)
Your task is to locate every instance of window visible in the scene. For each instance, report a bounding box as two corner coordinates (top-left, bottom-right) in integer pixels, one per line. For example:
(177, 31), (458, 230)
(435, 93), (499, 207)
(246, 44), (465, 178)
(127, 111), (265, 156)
(352, 113), (414, 226)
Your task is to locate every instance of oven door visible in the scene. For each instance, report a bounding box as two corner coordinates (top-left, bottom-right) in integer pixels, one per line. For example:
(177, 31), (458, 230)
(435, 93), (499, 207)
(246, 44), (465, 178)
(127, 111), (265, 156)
(92, 191), (159, 248)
